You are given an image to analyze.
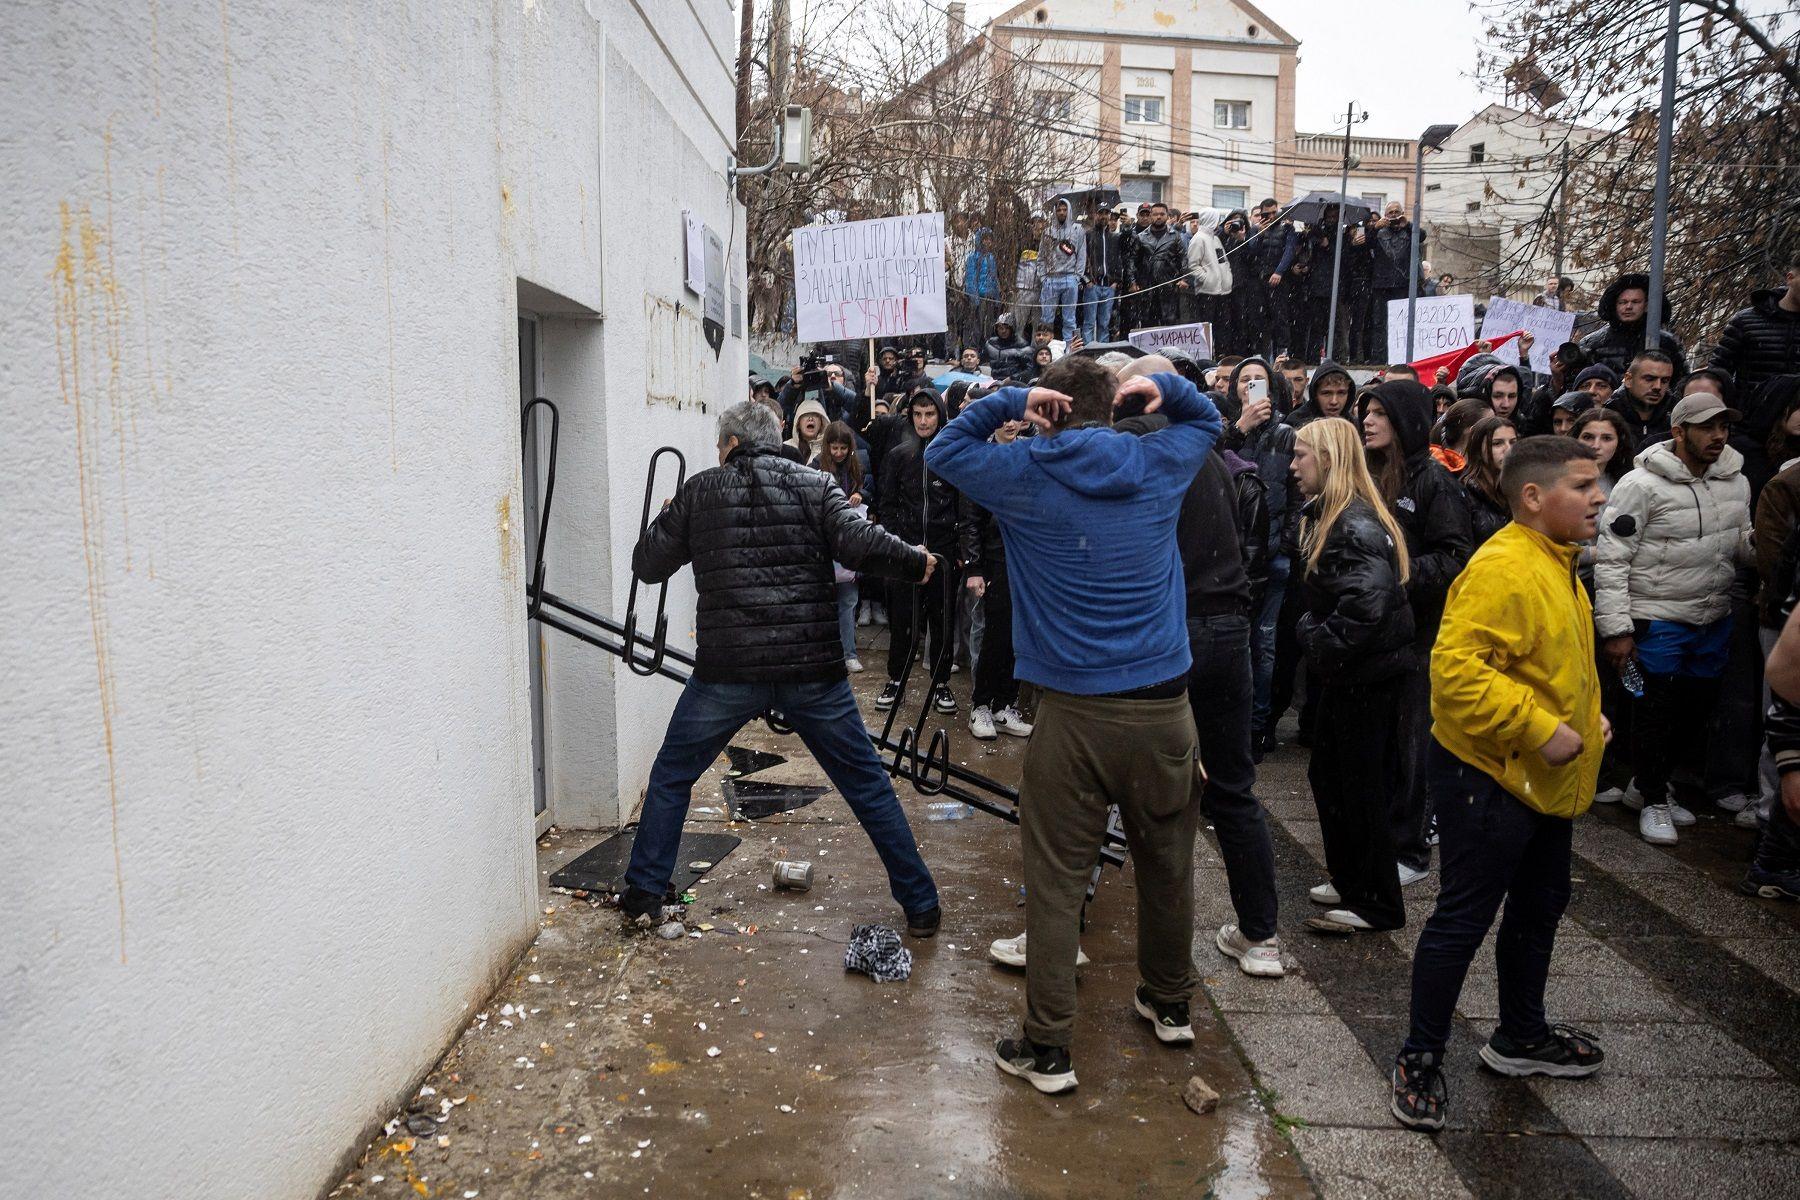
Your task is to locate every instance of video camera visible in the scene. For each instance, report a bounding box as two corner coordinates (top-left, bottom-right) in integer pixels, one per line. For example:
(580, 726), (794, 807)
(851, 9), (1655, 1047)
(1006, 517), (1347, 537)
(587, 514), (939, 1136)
(797, 353), (836, 393)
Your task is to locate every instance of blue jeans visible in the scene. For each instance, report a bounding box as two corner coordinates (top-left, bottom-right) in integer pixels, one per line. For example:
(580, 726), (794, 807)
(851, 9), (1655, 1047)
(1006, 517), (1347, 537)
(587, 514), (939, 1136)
(1251, 555), (1290, 733)
(836, 580), (858, 659)
(1040, 274), (1079, 340)
(1079, 283), (1116, 344)
(624, 677), (938, 916)
(1403, 741), (1572, 1059)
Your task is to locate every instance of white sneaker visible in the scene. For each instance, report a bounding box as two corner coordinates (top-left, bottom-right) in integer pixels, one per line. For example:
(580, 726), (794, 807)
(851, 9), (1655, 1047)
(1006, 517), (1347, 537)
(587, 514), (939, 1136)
(1715, 793), (1754, 814)
(1623, 785), (1695, 826)
(1309, 882), (1341, 906)
(1639, 803), (1679, 845)
(845, 656), (865, 673)
(1397, 862), (1429, 888)
(1322, 909), (1375, 930)
(856, 608), (872, 627)
(988, 931), (1088, 968)
(1736, 804), (1766, 830)
(1594, 786), (1626, 805)
(970, 705), (997, 740)
(995, 705), (1035, 737)
(1216, 924), (1285, 977)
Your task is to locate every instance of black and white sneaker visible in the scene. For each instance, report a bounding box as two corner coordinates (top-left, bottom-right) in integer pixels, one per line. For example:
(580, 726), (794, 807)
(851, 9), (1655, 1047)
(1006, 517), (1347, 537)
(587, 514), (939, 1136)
(1391, 1051), (1447, 1132)
(875, 680), (901, 710)
(933, 685), (957, 714)
(994, 1035), (1076, 1094)
(1478, 1025), (1604, 1078)
(1132, 984), (1194, 1045)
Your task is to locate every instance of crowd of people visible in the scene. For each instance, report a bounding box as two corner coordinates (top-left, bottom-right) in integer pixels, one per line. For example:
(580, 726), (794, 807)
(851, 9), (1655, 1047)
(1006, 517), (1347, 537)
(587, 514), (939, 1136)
(635, 250), (1799, 1133)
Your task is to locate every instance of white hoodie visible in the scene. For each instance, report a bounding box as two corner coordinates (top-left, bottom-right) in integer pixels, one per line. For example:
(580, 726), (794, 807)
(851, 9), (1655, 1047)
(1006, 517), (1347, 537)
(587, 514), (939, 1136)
(1185, 210), (1233, 295)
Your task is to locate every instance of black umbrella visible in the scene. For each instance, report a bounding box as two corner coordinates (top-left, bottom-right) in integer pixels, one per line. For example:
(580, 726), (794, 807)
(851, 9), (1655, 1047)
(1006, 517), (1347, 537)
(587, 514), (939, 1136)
(1277, 191), (1375, 226)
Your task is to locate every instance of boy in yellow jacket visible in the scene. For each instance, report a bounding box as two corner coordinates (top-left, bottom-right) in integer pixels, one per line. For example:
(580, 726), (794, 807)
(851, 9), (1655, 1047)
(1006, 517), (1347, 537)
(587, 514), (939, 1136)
(1390, 437), (1611, 1132)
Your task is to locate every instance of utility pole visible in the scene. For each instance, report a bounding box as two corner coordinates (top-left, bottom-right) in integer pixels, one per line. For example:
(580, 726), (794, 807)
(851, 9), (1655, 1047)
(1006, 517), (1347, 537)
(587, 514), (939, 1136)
(770, 1), (792, 116)
(1646, 0), (1680, 348)
(735, 0), (756, 172)
(1325, 101), (1365, 364)
(1552, 141), (1569, 283)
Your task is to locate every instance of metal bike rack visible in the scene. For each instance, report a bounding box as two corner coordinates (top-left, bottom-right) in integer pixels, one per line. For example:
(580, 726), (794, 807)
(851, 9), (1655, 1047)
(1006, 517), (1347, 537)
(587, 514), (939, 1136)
(517, 407), (1127, 872)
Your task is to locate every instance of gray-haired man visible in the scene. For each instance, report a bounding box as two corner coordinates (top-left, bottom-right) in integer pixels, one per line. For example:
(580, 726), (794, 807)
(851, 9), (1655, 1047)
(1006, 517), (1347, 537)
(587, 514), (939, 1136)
(621, 402), (944, 934)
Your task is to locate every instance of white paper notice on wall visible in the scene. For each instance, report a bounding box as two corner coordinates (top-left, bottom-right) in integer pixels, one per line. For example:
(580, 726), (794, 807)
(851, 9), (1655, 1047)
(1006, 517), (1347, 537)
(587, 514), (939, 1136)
(683, 209), (705, 296)
(792, 212), (947, 342)
(1389, 294), (1475, 363)
(1128, 322), (1213, 361)
(1480, 296), (1577, 375)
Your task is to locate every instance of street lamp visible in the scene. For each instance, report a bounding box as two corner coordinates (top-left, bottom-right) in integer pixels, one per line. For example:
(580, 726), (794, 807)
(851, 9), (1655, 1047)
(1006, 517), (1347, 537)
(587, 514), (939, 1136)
(1405, 123), (1459, 361)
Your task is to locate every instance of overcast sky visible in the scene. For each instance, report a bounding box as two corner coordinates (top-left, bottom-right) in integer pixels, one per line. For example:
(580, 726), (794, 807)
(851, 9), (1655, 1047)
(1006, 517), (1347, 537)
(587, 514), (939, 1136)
(955, 1), (1494, 139)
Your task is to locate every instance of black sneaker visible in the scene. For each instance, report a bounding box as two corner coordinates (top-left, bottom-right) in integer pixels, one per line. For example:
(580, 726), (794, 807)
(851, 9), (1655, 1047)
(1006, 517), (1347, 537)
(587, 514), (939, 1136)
(1741, 863), (1800, 901)
(875, 680), (901, 710)
(1131, 984), (1194, 1045)
(933, 685), (957, 714)
(1391, 1051), (1447, 1132)
(993, 1035), (1077, 1094)
(905, 904), (941, 939)
(1478, 1024), (1604, 1078)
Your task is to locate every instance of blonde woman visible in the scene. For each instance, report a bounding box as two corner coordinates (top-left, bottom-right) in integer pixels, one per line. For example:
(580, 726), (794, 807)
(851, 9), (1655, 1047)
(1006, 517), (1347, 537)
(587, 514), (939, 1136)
(1291, 417), (1416, 935)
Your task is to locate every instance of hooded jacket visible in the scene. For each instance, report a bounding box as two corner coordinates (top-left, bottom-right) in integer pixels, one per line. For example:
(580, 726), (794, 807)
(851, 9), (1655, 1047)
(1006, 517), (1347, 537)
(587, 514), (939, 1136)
(1295, 497), (1417, 684)
(1579, 272), (1690, 379)
(1593, 438), (1754, 637)
(1038, 209), (1088, 278)
(876, 392), (959, 554)
(1713, 287), (1800, 396)
(1369, 379), (1474, 639)
(925, 374), (1224, 694)
(1284, 361), (1355, 429)
(633, 446), (926, 683)
(787, 396), (832, 460)
(1431, 523), (1603, 818)
(1184, 212), (1233, 296)
(1221, 358), (1300, 555)
(964, 230), (1002, 300)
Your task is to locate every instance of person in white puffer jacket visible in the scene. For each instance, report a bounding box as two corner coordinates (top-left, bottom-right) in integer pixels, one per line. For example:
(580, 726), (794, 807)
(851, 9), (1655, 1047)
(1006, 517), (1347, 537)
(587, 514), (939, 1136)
(1595, 394), (1754, 845)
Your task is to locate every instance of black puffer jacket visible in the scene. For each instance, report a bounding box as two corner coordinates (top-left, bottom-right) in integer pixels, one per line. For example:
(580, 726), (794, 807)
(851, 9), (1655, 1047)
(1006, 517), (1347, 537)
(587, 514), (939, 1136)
(1462, 477), (1510, 549)
(877, 392), (960, 555)
(1579, 272), (1690, 379)
(1368, 379), (1474, 640)
(634, 446), (926, 682)
(984, 330), (1031, 377)
(1713, 287), (1800, 396)
(1296, 497), (1417, 684)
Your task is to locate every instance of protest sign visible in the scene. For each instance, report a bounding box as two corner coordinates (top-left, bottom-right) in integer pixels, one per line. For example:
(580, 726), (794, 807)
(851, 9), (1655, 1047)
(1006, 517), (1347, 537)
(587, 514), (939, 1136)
(1388, 294), (1475, 364)
(1128, 322), (1214, 360)
(1480, 296), (1577, 375)
(793, 213), (946, 342)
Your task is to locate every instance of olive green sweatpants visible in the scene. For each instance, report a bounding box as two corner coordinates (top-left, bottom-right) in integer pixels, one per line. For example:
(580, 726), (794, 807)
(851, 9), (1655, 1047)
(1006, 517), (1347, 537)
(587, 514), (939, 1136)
(1020, 688), (1204, 1047)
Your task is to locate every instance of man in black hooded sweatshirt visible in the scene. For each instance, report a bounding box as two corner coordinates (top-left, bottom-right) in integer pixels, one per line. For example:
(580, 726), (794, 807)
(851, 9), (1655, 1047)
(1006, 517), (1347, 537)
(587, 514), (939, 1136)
(1360, 380), (1474, 886)
(1579, 272), (1690, 380)
(877, 389), (962, 716)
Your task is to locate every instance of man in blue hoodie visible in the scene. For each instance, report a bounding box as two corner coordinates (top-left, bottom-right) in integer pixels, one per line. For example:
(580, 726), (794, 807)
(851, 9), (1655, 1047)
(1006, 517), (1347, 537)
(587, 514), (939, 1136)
(926, 356), (1224, 1094)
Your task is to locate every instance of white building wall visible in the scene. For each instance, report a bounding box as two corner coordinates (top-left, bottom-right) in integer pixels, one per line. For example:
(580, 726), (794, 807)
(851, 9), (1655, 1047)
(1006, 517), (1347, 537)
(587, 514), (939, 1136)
(0, 1), (740, 1197)
(1187, 66), (1279, 208)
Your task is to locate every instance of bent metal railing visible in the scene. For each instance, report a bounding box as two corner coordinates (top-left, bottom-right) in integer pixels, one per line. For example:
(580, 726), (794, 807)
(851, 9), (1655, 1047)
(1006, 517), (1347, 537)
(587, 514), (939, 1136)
(519, 397), (1126, 870)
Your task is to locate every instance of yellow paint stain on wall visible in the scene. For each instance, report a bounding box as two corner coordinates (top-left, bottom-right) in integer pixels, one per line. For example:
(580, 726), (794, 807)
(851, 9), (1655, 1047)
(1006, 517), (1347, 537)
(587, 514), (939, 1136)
(52, 200), (130, 964)
(1153, 10), (1176, 28)
(501, 182), (517, 217)
(497, 493), (516, 576)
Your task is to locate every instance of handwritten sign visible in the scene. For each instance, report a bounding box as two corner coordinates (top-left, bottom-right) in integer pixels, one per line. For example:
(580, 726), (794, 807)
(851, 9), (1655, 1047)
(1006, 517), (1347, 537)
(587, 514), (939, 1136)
(1480, 296), (1578, 375)
(1128, 322), (1214, 360)
(793, 213), (947, 342)
(1388, 294), (1475, 363)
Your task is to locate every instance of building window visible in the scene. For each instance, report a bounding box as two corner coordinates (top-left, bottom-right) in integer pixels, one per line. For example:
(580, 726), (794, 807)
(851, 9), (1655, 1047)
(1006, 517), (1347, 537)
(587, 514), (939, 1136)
(1360, 192), (1386, 209)
(1120, 176), (1164, 206)
(1213, 100), (1251, 129)
(1469, 142), (1486, 164)
(1466, 200), (1482, 212)
(1212, 185), (1247, 210)
(1034, 92), (1072, 121)
(1124, 96), (1163, 125)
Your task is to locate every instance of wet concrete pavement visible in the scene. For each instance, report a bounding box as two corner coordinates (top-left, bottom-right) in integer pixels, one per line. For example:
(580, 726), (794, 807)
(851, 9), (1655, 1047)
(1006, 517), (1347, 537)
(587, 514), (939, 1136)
(330, 656), (1800, 1199)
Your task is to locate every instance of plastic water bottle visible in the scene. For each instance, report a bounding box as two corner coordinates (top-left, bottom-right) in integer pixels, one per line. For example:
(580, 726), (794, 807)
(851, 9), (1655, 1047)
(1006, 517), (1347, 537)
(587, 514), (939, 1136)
(925, 801), (971, 822)
(1619, 656), (1645, 698)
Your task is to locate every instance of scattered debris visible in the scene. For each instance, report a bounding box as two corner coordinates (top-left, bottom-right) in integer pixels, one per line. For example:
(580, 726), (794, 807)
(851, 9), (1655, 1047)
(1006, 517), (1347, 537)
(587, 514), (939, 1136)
(657, 922), (686, 940)
(1182, 1075), (1220, 1116)
(843, 924), (912, 983)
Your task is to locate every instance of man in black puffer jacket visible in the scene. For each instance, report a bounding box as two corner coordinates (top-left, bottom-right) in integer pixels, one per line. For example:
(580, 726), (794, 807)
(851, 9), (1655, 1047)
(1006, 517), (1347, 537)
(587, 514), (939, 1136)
(622, 401), (942, 935)
(1712, 265), (1800, 396)
(1360, 379), (1474, 882)
(1580, 272), (1690, 380)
